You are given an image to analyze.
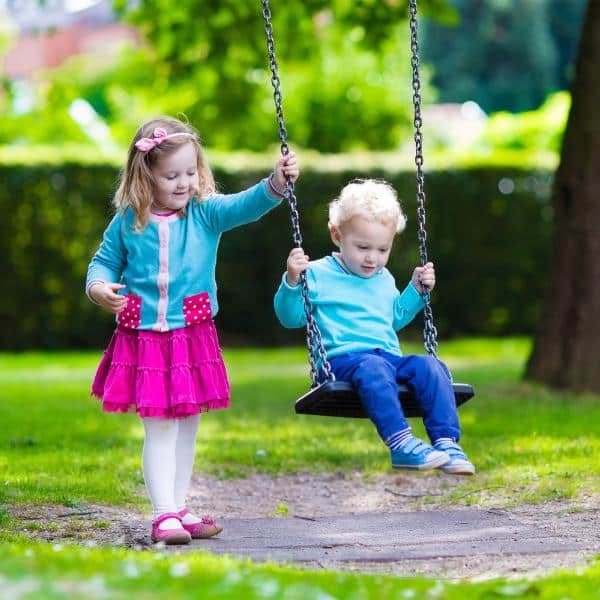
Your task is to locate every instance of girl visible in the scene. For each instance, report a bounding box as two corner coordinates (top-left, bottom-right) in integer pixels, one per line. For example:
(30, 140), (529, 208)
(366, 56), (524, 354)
(87, 116), (299, 545)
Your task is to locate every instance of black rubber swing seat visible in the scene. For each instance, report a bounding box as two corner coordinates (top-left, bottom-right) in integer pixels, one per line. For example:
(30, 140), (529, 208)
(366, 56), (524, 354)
(295, 380), (475, 419)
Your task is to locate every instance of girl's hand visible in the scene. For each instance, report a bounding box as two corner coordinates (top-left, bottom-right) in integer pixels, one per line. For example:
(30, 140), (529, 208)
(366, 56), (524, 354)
(411, 262), (436, 294)
(286, 247), (309, 286)
(273, 151), (299, 191)
(89, 282), (128, 314)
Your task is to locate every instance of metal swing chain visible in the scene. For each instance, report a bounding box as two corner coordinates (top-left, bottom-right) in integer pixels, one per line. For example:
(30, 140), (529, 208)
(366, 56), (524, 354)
(261, 0), (334, 386)
(409, 0), (439, 357)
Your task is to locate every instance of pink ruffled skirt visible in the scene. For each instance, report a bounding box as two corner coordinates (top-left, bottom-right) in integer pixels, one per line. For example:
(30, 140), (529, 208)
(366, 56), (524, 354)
(91, 321), (230, 418)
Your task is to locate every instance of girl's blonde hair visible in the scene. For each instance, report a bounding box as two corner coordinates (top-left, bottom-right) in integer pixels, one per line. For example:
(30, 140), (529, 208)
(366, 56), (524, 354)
(114, 116), (216, 229)
(328, 179), (406, 233)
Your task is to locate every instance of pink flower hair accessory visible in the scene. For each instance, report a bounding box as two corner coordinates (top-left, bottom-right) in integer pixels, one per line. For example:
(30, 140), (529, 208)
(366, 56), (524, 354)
(134, 127), (192, 153)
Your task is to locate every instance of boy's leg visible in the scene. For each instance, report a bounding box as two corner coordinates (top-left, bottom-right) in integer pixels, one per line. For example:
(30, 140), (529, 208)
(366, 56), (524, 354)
(391, 354), (460, 442)
(391, 354), (475, 475)
(330, 351), (407, 440)
(329, 351), (448, 470)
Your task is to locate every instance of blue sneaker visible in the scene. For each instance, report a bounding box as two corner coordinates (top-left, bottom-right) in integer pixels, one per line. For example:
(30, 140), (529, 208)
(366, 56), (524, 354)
(391, 437), (450, 470)
(433, 440), (475, 475)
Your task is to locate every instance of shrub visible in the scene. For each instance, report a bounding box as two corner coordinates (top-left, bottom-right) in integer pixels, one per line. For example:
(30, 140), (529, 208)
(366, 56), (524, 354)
(0, 161), (552, 349)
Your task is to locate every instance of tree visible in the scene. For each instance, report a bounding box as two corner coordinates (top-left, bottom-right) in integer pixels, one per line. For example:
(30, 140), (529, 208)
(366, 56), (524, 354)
(112, 0), (451, 151)
(525, 0), (600, 392)
(421, 0), (587, 113)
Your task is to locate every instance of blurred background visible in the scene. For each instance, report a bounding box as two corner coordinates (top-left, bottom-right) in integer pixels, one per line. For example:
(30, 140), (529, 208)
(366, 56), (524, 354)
(0, 0), (588, 350)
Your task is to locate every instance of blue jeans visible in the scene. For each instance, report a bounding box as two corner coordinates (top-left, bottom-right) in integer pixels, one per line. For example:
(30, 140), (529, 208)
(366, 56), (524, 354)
(328, 349), (460, 443)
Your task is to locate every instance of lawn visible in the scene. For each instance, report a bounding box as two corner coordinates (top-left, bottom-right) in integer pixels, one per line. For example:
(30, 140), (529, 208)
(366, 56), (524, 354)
(0, 338), (599, 598)
(1, 338), (598, 508)
(0, 541), (599, 600)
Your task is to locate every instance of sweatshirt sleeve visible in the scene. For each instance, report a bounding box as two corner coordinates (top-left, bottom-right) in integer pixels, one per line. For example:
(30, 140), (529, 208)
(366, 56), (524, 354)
(85, 213), (126, 299)
(393, 282), (426, 331)
(273, 272), (312, 329)
(197, 179), (282, 233)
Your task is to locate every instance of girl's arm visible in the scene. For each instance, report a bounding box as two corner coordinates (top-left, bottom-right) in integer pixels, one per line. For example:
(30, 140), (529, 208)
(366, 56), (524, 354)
(85, 213), (126, 302)
(198, 153), (299, 233)
(392, 282), (426, 331)
(198, 179), (282, 233)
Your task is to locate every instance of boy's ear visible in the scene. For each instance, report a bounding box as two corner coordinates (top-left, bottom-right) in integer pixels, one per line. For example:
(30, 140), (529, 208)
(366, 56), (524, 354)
(329, 225), (341, 247)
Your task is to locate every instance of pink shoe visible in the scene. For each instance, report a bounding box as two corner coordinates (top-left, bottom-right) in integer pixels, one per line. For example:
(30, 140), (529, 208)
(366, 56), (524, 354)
(178, 508), (223, 539)
(151, 512), (192, 545)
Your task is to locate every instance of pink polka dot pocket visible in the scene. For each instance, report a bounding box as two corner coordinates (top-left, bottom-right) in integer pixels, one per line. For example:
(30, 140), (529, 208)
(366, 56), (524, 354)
(117, 293), (142, 329)
(183, 292), (212, 326)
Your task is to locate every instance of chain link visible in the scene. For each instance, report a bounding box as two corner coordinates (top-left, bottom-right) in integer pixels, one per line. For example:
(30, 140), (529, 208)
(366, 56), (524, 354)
(261, 0), (438, 371)
(262, 0), (334, 385)
(409, 0), (438, 357)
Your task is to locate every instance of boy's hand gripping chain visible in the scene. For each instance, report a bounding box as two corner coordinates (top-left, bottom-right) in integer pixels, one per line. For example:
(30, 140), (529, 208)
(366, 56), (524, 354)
(262, 0), (334, 386)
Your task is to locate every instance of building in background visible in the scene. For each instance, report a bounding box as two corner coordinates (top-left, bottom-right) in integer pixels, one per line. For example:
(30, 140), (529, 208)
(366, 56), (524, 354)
(2, 0), (137, 80)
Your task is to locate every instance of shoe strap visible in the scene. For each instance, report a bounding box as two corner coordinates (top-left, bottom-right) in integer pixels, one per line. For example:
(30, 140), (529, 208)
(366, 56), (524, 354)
(403, 437), (430, 454)
(436, 441), (467, 459)
(153, 512), (182, 527)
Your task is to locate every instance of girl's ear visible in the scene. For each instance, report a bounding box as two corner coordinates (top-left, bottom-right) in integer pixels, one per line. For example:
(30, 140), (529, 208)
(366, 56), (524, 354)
(329, 225), (342, 247)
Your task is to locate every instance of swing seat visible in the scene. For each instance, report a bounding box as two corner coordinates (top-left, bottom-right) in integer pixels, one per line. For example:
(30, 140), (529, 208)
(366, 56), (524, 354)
(295, 381), (474, 418)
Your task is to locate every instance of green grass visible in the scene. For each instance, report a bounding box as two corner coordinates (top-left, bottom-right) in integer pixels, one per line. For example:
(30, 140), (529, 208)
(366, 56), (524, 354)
(1, 338), (599, 596)
(0, 338), (598, 509)
(0, 541), (598, 600)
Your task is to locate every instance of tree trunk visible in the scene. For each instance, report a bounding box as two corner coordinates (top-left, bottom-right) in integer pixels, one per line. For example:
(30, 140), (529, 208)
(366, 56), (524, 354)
(525, 1), (600, 392)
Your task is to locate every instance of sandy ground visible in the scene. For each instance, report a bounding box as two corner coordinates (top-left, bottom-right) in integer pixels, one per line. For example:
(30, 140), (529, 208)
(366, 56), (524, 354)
(12, 471), (600, 580)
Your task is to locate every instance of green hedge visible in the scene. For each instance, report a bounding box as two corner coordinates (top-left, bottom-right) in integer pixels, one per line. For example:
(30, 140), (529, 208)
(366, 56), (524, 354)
(0, 163), (552, 350)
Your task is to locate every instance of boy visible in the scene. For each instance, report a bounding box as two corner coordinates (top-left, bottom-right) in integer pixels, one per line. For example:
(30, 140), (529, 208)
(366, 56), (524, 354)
(274, 179), (474, 474)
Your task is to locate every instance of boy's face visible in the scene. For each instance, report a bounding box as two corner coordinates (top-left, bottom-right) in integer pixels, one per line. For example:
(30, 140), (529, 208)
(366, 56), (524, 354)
(330, 215), (396, 278)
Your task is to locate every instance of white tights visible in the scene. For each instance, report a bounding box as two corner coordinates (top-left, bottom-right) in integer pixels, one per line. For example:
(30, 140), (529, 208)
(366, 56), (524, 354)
(142, 414), (200, 528)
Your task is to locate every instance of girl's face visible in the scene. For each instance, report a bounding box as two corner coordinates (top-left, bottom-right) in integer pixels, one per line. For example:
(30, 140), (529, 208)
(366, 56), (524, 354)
(330, 215), (396, 278)
(150, 141), (200, 212)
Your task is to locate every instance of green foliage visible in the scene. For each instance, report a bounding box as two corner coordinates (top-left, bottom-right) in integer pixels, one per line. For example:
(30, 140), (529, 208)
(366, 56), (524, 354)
(269, 24), (424, 151)
(1, 540), (599, 599)
(1, 3), (436, 152)
(0, 47), (154, 149)
(0, 161), (553, 349)
(480, 92), (569, 153)
(421, 0), (587, 113)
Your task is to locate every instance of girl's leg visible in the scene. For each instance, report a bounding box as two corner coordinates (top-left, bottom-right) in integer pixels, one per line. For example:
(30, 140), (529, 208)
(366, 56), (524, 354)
(142, 417), (180, 529)
(174, 414), (202, 523)
(393, 354), (460, 442)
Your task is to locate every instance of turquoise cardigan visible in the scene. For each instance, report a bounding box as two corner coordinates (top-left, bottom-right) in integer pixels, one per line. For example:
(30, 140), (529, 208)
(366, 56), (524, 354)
(86, 179), (281, 332)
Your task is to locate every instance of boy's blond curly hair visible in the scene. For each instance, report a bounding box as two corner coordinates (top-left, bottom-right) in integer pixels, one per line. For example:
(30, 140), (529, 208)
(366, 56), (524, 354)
(328, 179), (406, 233)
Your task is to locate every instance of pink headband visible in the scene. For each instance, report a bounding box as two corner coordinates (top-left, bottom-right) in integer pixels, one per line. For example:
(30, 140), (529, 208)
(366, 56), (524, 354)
(134, 127), (193, 153)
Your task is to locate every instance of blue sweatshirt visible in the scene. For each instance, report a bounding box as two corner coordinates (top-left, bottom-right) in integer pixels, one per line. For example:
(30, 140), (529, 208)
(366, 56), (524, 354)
(87, 179), (281, 331)
(273, 255), (425, 358)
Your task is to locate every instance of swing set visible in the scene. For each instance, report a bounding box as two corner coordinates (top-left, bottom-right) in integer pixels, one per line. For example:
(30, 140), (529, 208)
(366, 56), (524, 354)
(260, 0), (475, 419)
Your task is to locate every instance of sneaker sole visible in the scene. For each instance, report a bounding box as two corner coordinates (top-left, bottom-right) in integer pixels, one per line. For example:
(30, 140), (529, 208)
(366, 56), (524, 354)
(440, 464), (475, 475)
(151, 531), (192, 545)
(188, 526), (223, 539)
(392, 453), (450, 470)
